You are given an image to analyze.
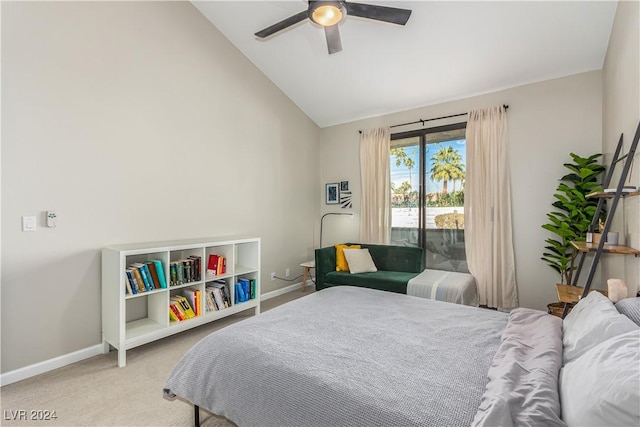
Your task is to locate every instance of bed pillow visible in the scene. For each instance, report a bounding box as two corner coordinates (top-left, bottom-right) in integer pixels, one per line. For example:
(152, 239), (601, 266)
(334, 244), (360, 271)
(616, 297), (640, 327)
(343, 248), (377, 274)
(559, 329), (640, 427)
(562, 291), (637, 364)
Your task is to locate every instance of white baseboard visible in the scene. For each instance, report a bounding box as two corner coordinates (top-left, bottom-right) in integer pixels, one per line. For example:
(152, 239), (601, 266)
(0, 344), (104, 387)
(1, 280), (315, 387)
(260, 279), (315, 301)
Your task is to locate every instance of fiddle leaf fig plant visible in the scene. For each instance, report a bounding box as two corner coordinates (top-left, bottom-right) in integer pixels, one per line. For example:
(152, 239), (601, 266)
(541, 153), (605, 284)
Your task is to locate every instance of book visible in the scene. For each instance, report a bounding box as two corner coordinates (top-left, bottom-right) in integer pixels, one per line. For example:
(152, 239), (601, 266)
(145, 261), (161, 289)
(183, 289), (199, 317)
(210, 287), (226, 310)
(176, 262), (185, 285)
(124, 271), (133, 295)
(249, 278), (257, 300)
(150, 260), (167, 288)
(238, 278), (250, 302)
(207, 254), (219, 275)
(132, 263), (152, 291)
(213, 281), (231, 306)
(189, 256), (202, 281)
(125, 269), (138, 295)
(169, 301), (186, 321)
(169, 305), (180, 322)
(235, 282), (248, 303)
(183, 259), (192, 283)
(217, 256), (226, 275)
(171, 295), (195, 318)
(130, 267), (146, 293)
(170, 262), (178, 286)
(204, 290), (216, 311)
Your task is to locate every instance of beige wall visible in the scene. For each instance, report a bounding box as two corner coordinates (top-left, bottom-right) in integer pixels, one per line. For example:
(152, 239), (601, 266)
(1, 1), (320, 373)
(602, 0), (640, 297)
(319, 71), (603, 311)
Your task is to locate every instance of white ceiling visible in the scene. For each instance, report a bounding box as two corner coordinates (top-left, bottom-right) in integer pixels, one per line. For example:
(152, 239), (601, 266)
(192, 1), (617, 128)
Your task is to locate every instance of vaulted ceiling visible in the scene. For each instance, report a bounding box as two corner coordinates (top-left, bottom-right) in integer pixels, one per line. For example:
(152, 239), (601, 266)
(193, 1), (617, 128)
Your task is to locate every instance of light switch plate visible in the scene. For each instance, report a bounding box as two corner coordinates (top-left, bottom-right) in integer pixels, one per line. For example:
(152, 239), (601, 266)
(22, 216), (37, 232)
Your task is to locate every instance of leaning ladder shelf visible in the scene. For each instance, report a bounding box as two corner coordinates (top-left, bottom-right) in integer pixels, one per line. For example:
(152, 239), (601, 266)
(561, 121), (640, 318)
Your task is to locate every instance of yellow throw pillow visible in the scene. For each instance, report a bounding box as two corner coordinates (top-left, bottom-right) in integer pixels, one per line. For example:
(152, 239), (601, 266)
(335, 244), (361, 271)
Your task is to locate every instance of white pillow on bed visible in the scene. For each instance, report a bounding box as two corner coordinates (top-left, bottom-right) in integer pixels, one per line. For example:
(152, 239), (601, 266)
(342, 248), (377, 274)
(559, 329), (640, 427)
(562, 291), (637, 364)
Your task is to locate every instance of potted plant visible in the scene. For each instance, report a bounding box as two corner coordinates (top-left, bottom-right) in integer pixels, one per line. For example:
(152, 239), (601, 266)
(541, 153), (606, 286)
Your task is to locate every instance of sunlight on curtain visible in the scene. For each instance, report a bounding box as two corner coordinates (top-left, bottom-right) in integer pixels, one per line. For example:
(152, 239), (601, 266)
(465, 107), (518, 308)
(360, 127), (391, 244)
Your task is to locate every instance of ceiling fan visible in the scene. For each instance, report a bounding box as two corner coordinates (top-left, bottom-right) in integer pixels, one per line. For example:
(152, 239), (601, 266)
(254, 1), (412, 55)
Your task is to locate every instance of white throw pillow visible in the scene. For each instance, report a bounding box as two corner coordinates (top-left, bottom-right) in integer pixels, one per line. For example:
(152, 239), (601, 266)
(342, 249), (377, 274)
(562, 291), (637, 364)
(560, 329), (640, 427)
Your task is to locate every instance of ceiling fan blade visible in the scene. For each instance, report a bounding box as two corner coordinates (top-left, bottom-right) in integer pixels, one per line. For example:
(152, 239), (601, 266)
(345, 2), (412, 25)
(255, 10), (309, 38)
(324, 25), (343, 55)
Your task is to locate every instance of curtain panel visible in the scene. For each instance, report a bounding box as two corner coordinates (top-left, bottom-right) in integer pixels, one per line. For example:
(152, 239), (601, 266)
(359, 127), (391, 244)
(464, 106), (518, 308)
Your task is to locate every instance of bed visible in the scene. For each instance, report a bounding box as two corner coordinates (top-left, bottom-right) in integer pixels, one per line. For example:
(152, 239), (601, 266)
(163, 286), (640, 427)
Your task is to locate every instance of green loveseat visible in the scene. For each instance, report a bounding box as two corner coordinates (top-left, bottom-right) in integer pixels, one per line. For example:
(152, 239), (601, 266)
(315, 243), (425, 294)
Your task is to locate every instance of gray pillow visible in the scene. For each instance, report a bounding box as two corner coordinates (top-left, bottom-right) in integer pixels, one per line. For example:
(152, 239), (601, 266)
(615, 297), (640, 327)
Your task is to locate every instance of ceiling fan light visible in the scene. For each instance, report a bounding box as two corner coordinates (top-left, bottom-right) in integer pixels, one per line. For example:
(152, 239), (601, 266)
(311, 4), (344, 27)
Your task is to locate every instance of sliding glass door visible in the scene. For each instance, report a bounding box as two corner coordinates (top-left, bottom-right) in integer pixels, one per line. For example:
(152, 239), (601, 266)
(390, 123), (468, 272)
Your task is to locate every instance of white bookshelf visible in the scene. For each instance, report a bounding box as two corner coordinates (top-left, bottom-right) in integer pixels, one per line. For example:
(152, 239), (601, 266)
(102, 236), (260, 367)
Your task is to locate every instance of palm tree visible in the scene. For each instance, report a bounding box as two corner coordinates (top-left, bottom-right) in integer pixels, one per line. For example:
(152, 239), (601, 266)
(429, 145), (465, 194)
(391, 147), (416, 187)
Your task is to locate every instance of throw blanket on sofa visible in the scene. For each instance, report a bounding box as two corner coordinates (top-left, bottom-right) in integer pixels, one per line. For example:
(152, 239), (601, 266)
(407, 269), (478, 306)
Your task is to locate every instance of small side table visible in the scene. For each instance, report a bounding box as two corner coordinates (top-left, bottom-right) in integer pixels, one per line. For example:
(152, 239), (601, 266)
(300, 260), (315, 292)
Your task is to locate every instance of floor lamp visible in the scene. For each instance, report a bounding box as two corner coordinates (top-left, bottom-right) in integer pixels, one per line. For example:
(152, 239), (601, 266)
(320, 212), (354, 248)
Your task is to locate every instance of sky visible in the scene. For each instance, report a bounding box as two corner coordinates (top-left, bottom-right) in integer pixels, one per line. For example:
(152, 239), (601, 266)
(390, 139), (466, 193)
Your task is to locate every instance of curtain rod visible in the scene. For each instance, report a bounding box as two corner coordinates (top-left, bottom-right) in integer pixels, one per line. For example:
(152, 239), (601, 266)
(358, 104), (509, 134)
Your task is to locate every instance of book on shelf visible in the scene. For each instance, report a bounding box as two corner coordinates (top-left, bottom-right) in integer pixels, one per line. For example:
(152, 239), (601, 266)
(182, 289), (201, 317)
(124, 271), (134, 295)
(213, 280), (231, 307)
(204, 290), (217, 312)
(208, 287), (226, 311)
(188, 256), (202, 281)
(129, 266), (146, 292)
(131, 263), (152, 291)
(149, 260), (167, 288)
(169, 301), (186, 321)
(170, 295), (195, 318)
(249, 278), (257, 299)
(145, 261), (161, 289)
(141, 263), (156, 289)
(218, 256), (226, 275)
(238, 278), (250, 302)
(169, 305), (181, 322)
(208, 254), (224, 276)
(176, 262), (185, 284)
(125, 269), (138, 294)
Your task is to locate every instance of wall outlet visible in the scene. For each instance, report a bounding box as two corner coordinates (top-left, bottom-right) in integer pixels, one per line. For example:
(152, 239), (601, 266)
(285, 268), (290, 277)
(270, 272), (276, 281)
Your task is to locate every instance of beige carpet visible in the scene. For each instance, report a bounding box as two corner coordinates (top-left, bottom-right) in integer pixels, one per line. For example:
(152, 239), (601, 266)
(0, 290), (312, 427)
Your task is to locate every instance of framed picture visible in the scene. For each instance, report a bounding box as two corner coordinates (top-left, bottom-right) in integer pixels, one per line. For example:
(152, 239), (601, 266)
(340, 181), (349, 191)
(326, 183), (339, 204)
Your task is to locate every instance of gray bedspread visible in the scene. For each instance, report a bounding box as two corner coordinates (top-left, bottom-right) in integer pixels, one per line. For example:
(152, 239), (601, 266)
(164, 286), (508, 427)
